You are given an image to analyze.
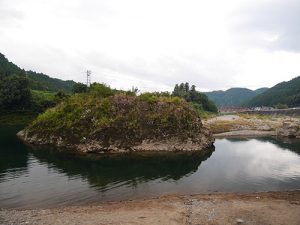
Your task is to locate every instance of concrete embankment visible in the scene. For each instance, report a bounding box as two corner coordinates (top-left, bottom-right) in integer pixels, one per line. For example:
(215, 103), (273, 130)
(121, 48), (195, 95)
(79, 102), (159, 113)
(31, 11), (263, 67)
(243, 107), (300, 116)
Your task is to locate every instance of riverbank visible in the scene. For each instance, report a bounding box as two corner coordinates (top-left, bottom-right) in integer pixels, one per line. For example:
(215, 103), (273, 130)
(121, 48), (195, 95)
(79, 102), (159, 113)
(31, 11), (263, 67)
(1, 191), (299, 225)
(205, 114), (300, 138)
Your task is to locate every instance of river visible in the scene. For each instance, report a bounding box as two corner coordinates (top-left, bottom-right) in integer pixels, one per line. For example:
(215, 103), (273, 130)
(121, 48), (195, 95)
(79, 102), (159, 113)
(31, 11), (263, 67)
(0, 125), (300, 208)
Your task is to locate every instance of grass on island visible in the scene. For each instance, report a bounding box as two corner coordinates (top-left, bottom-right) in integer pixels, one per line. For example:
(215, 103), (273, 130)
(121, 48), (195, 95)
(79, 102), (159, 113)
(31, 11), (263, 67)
(26, 90), (211, 145)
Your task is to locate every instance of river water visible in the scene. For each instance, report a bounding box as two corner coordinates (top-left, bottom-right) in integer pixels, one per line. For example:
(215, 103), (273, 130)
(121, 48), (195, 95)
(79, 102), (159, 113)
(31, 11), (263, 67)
(0, 126), (300, 208)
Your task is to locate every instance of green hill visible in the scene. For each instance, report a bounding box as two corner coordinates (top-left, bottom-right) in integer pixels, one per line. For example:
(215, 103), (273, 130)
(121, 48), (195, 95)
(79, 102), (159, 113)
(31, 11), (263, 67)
(26, 71), (76, 92)
(0, 52), (78, 113)
(0, 53), (25, 76)
(205, 88), (268, 107)
(0, 53), (76, 92)
(247, 76), (300, 107)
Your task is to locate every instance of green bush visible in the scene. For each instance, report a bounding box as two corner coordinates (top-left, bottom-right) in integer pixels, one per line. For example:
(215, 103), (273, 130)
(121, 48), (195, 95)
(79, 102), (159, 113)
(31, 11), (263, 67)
(89, 83), (116, 98)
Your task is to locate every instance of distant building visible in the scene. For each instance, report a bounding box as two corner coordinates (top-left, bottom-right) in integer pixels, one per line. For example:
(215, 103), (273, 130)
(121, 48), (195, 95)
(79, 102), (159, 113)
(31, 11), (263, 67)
(254, 106), (274, 111)
(219, 107), (251, 113)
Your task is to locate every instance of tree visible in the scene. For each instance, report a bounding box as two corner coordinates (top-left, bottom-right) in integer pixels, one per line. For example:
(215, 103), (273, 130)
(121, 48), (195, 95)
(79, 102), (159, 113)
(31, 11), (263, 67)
(179, 83), (185, 93)
(0, 75), (31, 110)
(89, 83), (116, 98)
(54, 90), (69, 102)
(172, 83), (218, 113)
(72, 83), (88, 94)
(191, 85), (196, 92)
(173, 84), (179, 96)
(275, 103), (288, 109)
(184, 82), (190, 92)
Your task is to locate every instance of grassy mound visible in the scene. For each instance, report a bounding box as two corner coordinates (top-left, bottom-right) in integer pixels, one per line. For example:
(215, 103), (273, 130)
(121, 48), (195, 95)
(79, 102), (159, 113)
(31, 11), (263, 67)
(20, 84), (214, 152)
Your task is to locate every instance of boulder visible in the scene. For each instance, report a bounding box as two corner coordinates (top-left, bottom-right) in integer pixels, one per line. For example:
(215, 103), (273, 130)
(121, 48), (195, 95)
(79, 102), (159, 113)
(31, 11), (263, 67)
(276, 121), (300, 138)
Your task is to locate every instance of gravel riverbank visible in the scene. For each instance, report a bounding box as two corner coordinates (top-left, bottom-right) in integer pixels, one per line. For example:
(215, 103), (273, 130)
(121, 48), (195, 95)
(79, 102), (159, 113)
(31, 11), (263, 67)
(1, 191), (300, 225)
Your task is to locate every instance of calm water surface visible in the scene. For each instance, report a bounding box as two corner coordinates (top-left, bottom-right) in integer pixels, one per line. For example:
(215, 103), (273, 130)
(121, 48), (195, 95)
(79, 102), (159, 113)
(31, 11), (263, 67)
(0, 126), (300, 208)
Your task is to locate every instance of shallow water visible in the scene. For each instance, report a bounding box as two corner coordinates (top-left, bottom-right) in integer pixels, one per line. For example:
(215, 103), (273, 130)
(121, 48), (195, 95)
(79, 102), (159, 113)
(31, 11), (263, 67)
(0, 126), (300, 208)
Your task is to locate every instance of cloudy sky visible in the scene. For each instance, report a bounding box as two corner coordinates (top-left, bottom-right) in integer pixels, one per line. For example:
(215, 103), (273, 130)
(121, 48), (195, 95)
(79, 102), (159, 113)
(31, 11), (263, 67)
(1, 0), (300, 92)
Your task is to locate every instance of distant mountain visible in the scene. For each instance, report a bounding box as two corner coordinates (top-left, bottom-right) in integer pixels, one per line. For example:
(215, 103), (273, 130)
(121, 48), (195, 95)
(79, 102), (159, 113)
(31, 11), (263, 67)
(26, 71), (76, 93)
(0, 53), (76, 92)
(205, 87), (269, 107)
(246, 76), (300, 107)
(254, 87), (269, 95)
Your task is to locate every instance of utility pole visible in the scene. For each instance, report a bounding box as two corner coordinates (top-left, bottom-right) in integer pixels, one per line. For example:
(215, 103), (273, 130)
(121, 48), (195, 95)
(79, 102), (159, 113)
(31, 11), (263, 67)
(86, 70), (91, 87)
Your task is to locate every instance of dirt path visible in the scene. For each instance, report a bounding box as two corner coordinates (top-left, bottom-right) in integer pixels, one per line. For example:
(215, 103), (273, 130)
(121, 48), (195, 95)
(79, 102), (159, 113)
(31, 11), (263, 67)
(1, 191), (300, 225)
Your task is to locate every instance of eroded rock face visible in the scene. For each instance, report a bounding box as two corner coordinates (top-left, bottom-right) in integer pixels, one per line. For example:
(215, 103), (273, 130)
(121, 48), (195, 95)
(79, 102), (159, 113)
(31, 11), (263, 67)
(17, 128), (214, 153)
(277, 121), (300, 138)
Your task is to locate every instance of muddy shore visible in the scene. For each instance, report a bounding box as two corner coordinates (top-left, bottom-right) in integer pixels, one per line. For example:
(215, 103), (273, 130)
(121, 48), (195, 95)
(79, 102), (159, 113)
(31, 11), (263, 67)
(1, 191), (299, 225)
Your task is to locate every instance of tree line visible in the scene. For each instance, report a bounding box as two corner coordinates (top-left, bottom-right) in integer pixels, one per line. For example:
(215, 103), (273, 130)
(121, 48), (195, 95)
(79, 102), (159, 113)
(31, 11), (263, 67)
(173, 82), (218, 113)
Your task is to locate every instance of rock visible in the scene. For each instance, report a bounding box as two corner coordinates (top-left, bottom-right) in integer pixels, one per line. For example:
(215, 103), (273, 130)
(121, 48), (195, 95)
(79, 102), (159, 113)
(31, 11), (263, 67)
(236, 219), (244, 224)
(258, 125), (272, 131)
(276, 120), (300, 138)
(290, 201), (300, 205)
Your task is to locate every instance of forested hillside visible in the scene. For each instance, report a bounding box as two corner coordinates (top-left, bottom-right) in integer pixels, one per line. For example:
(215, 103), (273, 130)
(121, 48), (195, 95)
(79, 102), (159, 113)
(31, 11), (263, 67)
(247, 76), (300, 107)
(205, 88), (268, 107)
(27, 71), (76, 92)
(0, 53), (77, 112)
(0, 53), (76, 92)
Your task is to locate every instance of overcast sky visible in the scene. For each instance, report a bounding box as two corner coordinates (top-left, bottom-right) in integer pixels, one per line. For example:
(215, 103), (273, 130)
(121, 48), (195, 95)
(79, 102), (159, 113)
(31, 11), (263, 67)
(1, 0), (300, 92)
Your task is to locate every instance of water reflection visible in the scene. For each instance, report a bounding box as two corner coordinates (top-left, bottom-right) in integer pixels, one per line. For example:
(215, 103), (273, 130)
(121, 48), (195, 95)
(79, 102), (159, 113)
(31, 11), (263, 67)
(225, 137), (300, 155)
(0, 126), (28, 179)
(30, 148), (214, 190)
(192, 138), (300, 192)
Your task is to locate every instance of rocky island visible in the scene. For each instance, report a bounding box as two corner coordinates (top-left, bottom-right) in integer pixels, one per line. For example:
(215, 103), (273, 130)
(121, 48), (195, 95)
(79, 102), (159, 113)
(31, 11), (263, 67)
(17, 85), (214, 153)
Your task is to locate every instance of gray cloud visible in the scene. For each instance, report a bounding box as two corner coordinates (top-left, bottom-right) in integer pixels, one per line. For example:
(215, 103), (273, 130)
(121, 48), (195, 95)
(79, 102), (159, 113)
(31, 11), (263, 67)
(232, 0), (300, 52)
(83, 51), (238, 91)
(1, 0), (300, 92)
(0, 0), (24, 25)
(0, 8), (23, 19)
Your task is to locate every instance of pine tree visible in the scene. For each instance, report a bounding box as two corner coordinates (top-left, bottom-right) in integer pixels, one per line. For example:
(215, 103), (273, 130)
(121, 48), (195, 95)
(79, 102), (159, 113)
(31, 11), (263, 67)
(173, 84), (179, 96)
(184, 82), (190, 92)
